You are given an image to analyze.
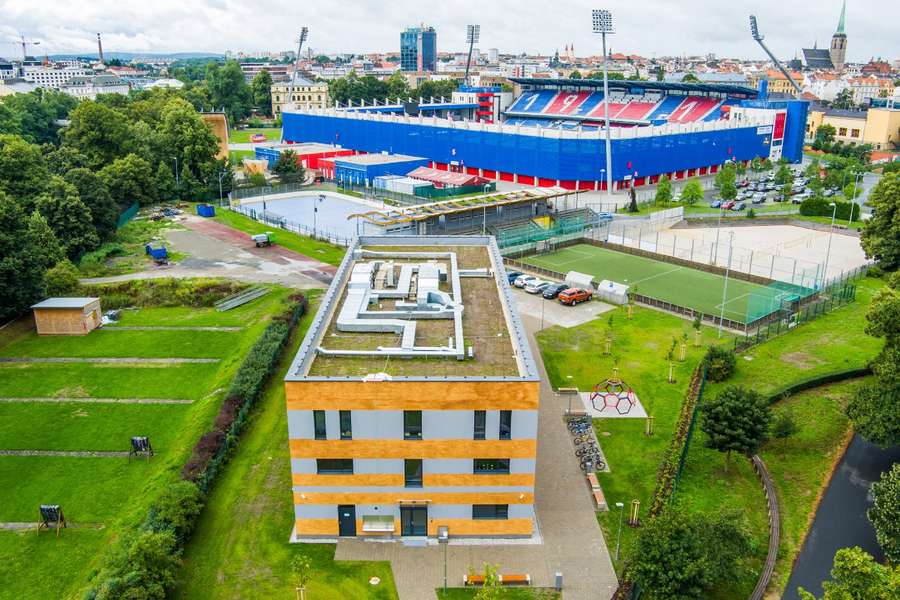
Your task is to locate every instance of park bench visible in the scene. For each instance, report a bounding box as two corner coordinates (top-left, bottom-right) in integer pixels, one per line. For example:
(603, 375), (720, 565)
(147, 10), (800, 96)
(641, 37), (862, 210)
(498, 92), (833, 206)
(464, 573), (531, 586)
(586, 472), (608, 511)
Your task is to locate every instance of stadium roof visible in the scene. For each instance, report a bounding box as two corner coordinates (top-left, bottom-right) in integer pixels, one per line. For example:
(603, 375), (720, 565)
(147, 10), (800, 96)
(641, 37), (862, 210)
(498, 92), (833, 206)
(407, 166), (488, 187)
(802, 48), (834, 70)
(509, 77), (758, 97)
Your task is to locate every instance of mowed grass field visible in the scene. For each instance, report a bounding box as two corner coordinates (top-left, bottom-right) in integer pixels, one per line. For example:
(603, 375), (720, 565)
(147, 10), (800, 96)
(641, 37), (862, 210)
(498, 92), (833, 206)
(0, 288), (293, 600)
(523, 243), (782, 323)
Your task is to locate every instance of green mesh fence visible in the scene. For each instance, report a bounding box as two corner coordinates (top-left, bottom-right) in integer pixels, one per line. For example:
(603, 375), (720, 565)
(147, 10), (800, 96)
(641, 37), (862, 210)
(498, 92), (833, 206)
(496, 214), (588, 248)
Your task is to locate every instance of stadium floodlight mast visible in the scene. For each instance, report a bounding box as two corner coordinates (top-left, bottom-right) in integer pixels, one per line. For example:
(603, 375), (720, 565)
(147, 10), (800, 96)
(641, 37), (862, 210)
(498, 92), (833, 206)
(718, 231), (735, 338)
(464, 25), (480, 87)
(290, 27), (310, 109)
(592, 9), (614, 200)
(748, 15), (802, 95)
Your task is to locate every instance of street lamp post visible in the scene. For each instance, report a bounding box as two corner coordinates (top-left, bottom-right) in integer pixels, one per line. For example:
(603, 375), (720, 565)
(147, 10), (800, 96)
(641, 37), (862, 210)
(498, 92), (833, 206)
(823, 202), (837, 288)
(314, 194), (325, 239)
(218, 170), (227, 206)
(717, 231), (735, 338)
(848, 172), (862, 227)
(713, 206), (725, 264)
(438, 526), (449, 596)
(172, 156), (180, 190)
(482, 184), (490, 235)
(592, 9), (614, 201)
(614, 501), (625, 561)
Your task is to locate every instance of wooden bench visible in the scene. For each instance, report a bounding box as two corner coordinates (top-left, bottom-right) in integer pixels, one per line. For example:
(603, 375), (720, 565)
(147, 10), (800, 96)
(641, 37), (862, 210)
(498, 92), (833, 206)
(586, 473), (609, 512)
(587, 472), (600, 489)
(464, 573), (531, 586)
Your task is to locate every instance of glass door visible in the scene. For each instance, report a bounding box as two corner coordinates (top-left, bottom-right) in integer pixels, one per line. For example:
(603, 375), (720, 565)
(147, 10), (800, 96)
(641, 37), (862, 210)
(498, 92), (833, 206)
(400, 506), (427, 536)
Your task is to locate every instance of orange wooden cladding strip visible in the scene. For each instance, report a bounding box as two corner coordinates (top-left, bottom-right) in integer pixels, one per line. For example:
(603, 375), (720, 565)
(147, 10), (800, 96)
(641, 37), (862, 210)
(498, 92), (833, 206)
(289, 438), (537, 459)
(292, 473), (405, 487)
(427, 518), (533, 536)
(294, 491), (534, 505)
(285, 380), (540, 410)
(293, 518), (339, 536)
(291, 472), (535, 487)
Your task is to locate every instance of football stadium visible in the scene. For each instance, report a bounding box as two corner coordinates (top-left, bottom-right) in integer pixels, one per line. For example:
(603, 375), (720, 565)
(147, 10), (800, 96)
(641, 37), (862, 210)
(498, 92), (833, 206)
(281, 78), (809, 191)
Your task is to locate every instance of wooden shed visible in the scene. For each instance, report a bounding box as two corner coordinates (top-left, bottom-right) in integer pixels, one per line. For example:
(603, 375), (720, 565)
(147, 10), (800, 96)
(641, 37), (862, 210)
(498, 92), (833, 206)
(31, 298), (101, 336)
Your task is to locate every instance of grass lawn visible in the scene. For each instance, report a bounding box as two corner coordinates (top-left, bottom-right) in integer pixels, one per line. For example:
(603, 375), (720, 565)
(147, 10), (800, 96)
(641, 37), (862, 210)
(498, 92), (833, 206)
(111, 304), (257, 327)
(214, 207), (346, 266)
(176, 290), (399, 599)
(536, 304), (731, 575)
(229, 128), (282, 143)
(792, 214), (864, 230)
(79, 217), (186, 277)
(0, 289), (295, 600)
(524, 243), (781, 323)
(683, 203), (799, 217)
(229, 149), (255, 165)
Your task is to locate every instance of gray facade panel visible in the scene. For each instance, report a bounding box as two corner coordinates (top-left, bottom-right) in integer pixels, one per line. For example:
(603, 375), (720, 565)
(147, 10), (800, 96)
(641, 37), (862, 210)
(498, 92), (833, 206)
(352, 410), (404, 439)
(422, 410), (472, 440)
(511, 410), (538, 439)
(510, 458), (536, 474)
(325, 409), (340, 440)
(485, 410), (500, 440)
(288, 410), (315, 439)
(353, 458), (404, 474)
(429, 504), (473, 519)
(508, 504), (535, 519)
(295, 504), (337, 519)
(424, 458), (474, 474)
(292, 458), (317, 474)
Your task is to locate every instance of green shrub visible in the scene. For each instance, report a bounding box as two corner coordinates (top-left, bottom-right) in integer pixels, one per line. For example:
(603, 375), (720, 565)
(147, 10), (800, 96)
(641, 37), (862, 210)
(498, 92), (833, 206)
(78, 243), (127, 276)
(90, 530), (180, 600)
(144, 481), (204, 544)
(79, 278), (246, 309)
(702, 345), (736, 382)
(799, 196), (860, 220)
(43, 259), (80, 296)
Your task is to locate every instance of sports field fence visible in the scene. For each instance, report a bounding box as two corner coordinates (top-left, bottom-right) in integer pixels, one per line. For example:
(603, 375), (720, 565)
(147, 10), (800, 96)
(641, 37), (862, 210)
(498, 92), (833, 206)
(228, 204), (354, 247)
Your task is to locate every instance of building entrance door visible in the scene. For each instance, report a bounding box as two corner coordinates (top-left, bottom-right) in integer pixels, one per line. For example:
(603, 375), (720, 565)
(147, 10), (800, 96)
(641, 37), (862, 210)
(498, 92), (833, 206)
(400, 506), (427, 536)
(337, 505), (356, 536)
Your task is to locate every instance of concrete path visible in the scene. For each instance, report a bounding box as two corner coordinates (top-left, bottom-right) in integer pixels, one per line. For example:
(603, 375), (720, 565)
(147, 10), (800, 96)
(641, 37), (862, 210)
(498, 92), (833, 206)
(0, 522), (104, 530)
(0, 357), (219, 364)
(0, 397), (192, 405)
(102, 326), (242, 332)
(0, 450), (130, 458)
(334, 315), (618, 599)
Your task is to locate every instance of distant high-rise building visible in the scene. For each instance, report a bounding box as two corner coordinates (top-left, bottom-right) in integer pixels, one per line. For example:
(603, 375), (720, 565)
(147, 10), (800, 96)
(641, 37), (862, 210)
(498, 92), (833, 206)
(830, 0), (848, 72)
(487, 48), (499, 64)
(401, 25), (436, 72)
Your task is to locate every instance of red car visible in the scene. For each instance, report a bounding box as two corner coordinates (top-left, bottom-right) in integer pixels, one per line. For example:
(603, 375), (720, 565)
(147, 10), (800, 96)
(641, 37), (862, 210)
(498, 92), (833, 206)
(250, 133), (267, 143)
(558, 288), (593, 306)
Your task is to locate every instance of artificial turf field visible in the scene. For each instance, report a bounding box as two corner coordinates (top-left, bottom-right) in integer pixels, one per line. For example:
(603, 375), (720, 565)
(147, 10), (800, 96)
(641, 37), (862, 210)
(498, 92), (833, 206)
(523, 243), (784, 324)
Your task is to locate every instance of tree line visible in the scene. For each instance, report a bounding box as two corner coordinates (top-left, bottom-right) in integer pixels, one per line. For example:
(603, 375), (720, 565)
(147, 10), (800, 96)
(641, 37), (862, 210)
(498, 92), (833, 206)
(327, 72), (459, 106)
(0, 87), (230, 322)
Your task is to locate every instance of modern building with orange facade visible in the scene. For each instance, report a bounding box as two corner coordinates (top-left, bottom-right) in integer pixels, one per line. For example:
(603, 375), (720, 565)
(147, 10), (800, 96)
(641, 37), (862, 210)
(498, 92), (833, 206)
(285, 236), (540, 541)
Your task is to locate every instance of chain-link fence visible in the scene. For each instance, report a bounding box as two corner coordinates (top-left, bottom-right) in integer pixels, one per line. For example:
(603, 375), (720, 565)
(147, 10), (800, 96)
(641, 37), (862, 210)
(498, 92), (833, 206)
(228, 204), (354, 247)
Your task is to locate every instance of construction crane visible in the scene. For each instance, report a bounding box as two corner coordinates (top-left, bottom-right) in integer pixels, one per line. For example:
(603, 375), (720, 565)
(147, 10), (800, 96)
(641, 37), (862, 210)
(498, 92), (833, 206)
(4, 34), (41, 60)
(749, 15), (802, 95)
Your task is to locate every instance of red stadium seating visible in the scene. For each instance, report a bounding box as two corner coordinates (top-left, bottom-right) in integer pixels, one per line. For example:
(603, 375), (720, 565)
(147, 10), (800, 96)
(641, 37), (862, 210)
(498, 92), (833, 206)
(666, 97), (721, 123)
(543, 91), (592, 115)
(587, 101), (626, 119)
(614, 101), (658, 121)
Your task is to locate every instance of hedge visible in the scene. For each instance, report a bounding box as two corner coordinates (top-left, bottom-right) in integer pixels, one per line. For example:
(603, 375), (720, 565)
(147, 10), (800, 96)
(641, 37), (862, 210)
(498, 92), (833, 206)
(77, 278), (248, 310)
(765, 366), (872, 403)
(649, 366), (706, 517)
(799, 196), (860, 221)
(86, 293), (307, 599)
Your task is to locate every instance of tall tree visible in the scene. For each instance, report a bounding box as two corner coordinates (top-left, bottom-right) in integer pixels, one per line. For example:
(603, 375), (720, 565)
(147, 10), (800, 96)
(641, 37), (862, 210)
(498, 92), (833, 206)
(701, 385), (771, 470)
(680, 179), (704, 206)
(273, 149), (305, 183)
(251, 70), (273, 116)
(655, 174), (672, 206)
(34, 177), (100, 260)
(869, 463), (900, 563)
(25, 210), (64, 272)
(155, 162), (177, 201)
(861, 173), (900, 270)
(798, 547), (900, 599)
(63, 101), (133, 170)
(64, 168), (119, 242)
(0, 134), (50, 207)
(0, 191), (46, 321)
(631, 510), (750, 600)
(206, 61), (253, 122)
(100, 154), (157, 207)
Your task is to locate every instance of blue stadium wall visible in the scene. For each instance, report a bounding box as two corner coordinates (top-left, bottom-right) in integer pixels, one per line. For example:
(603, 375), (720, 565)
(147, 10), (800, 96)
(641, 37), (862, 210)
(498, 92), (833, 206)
(283, 112), (775, 185)
(739, 98), (809, 163)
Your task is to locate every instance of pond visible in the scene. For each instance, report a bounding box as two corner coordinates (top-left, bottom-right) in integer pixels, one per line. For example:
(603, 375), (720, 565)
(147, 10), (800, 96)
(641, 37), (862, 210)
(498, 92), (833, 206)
(783, 434), (900, 599)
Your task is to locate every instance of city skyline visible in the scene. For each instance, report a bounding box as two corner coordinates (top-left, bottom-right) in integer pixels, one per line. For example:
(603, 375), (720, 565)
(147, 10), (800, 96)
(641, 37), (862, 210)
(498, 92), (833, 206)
(2, 0), (898, 63)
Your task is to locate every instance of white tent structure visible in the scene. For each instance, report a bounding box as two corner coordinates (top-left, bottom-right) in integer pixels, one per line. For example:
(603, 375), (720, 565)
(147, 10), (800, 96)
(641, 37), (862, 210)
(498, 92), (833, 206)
(565, 271), (594, 290)
(595, 280), (629, 305)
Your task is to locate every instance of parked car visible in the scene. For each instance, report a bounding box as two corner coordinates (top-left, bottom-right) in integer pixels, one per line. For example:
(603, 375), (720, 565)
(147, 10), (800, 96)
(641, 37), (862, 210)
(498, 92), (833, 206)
(721, 201), (735, 210)
(737, 179), (750, 188)
(709, 200), (722, 209)
(542, 282), (569, 299)
(506, 271), (522, 284)
(558, 288), (593, 306)
(731, 201), (746, 211)
(525, 280), (552, 294)
(514, 274), (538, 288)
(823, 188), (835, 197)
(751, 193), (767, 205)
(250, 133), (267, 143)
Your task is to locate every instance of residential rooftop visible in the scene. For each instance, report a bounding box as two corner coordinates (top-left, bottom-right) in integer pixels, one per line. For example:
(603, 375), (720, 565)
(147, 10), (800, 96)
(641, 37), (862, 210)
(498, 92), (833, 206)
(286, 236), (538, 381)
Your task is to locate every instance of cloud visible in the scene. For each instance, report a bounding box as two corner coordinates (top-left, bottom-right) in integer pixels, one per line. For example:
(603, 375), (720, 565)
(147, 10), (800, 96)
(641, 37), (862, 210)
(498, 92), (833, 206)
(0, 0), (896, 62)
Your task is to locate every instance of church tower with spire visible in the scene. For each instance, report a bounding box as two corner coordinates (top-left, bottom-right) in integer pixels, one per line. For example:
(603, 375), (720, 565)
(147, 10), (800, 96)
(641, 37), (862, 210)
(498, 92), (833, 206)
(830, 0), (848, 71)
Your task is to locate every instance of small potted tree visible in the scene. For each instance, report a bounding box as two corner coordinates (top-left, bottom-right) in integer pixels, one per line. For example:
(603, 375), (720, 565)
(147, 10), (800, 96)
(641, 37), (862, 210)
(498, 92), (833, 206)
(604, 314), (615, 355)
(679, 332), (688, 362)
(292, 554), (313, 600)
(666, 337), (677, 383)
(692, 313), (702, 347)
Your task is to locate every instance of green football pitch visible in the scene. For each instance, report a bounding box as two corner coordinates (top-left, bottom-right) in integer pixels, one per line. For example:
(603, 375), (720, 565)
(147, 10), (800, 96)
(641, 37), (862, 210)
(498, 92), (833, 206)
(523, 243), (786, 324)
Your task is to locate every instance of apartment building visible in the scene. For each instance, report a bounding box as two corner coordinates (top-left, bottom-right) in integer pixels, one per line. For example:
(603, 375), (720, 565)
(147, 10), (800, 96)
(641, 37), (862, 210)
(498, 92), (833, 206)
(22, 65), (91, 88)
(271, 75), (328, 115)
(285, 236), (540, 541)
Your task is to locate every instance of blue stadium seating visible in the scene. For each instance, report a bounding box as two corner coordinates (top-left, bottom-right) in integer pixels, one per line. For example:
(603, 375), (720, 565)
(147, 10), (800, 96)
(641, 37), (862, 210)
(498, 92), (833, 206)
(645, 95), (687, 121)
(506, 90), (558, 114)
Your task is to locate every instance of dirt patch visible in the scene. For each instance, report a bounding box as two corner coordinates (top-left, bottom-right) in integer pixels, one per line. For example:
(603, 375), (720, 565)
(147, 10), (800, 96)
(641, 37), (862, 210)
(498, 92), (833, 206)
(780, 352), (825, 370)
(54, 385), (90, 398)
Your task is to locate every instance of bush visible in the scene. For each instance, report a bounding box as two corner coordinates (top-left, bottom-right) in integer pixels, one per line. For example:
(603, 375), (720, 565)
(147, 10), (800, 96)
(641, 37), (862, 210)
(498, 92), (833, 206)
(79, 278), (246, 309)
(90, 530), (180, 600)
(799, 196), (860, 221)
(78, 243), (127, 276)
(43, 259), (80, 296)
(746, 208), (756, 219)
(702, 345), (736, 382)
(144, 481), (204, 544)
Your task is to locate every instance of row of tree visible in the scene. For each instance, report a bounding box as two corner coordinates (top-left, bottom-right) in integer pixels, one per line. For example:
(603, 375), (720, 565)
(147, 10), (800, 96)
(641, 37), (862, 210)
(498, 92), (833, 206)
(0, 87), (231, 321)
(327, 72), (459, 106)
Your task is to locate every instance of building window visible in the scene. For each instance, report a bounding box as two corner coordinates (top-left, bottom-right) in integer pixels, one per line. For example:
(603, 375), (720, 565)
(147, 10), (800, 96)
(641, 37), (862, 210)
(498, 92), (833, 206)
(499, 410), (512, 440)
(404, 411), (422, 440)
(473, 458), (510, 474)
(313, 410), (326, 440)
(316, 459), (353, 474)
(851, 129), (860, 138)
(339, 410), (352, 440)
(473, 410), (486, 440)
(472, 504), (509, 520)
(404, 459), (423, 487)
(838, 127), (847, 136)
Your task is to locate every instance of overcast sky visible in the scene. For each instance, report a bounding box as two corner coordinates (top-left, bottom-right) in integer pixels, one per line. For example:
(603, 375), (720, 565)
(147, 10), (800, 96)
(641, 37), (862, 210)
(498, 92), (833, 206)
(1, 0), (897, 62)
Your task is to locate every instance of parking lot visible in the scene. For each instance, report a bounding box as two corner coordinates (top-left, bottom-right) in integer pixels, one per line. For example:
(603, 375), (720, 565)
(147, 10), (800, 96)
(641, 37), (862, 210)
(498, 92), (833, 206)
(509, 284), (613, 329)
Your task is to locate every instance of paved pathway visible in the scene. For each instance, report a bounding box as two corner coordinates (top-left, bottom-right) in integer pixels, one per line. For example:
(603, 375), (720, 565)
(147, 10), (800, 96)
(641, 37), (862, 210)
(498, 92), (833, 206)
(0, 357), (219, 364)
(102, 326), (242, 332)
(0, 397), (192, 405)
(0, 450), (130, 458)
(334, 315), (618, 599)
(0, 521), (104, 530)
